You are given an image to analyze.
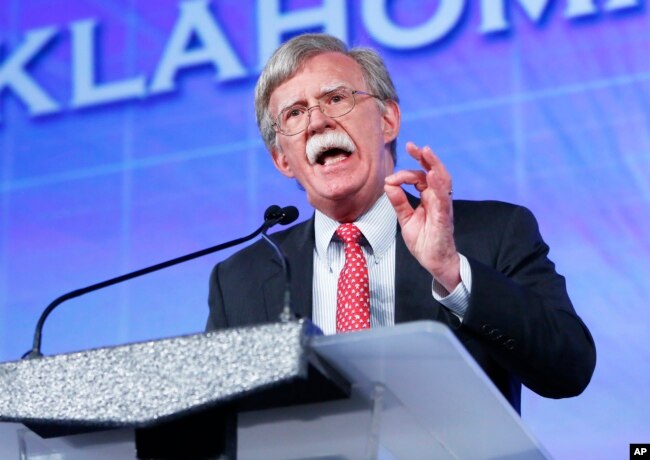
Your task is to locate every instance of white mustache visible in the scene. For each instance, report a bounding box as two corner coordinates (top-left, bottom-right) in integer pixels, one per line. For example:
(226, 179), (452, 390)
(306, 131), (356, 165)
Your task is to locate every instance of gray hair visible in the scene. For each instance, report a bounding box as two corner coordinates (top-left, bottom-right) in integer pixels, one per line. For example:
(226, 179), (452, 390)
(255, 34), (399, 162)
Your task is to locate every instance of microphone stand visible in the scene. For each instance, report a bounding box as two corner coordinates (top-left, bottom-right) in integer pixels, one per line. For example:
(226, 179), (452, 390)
(22, 207), (296, 359)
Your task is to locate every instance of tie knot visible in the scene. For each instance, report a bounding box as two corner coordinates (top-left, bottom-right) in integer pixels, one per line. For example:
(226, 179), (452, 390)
(336, 223), (363, 245)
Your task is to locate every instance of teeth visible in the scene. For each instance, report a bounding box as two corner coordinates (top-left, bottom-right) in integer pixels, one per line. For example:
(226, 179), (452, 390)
(322, 154), (347, 166)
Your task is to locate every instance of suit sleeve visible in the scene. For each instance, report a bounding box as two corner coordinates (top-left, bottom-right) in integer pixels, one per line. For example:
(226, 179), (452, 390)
(461, 205), (596, 398)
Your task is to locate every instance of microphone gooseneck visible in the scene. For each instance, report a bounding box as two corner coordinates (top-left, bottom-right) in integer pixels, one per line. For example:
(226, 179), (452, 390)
(260, 205), (299, 323)
(21, 204), (298, 360)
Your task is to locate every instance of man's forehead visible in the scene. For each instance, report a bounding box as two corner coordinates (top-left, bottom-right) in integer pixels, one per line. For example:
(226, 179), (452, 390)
(276, 81), (347, 104)
(272, 81), (356, 116)
(269, 53), (365, 107)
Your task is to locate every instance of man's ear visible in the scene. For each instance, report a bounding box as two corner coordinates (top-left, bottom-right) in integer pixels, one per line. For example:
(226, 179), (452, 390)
(382, 100), (401, 144)
(271, 147), (295, 178)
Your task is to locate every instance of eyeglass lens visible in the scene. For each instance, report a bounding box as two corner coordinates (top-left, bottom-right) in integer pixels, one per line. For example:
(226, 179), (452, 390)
(277, 88), (356, 135)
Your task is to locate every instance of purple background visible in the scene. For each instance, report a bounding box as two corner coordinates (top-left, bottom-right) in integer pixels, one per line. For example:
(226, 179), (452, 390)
(1, 1), (649, 457)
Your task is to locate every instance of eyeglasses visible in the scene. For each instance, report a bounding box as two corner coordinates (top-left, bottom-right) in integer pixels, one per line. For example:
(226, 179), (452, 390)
(272, 87), (380, 136)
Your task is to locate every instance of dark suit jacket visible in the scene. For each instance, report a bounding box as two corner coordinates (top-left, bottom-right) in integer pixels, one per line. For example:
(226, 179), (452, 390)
(207, 199), (596, 413)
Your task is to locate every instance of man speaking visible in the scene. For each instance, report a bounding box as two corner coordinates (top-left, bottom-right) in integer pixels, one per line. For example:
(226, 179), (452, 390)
(206, 33), (596, 412)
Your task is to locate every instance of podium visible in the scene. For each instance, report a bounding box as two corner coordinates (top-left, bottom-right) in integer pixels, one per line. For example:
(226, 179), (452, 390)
(0, 320), (551, 459)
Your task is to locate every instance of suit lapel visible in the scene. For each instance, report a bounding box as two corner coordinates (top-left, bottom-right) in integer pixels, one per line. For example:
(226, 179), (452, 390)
(394, 193), (443, 324)
(394, 225), (442, 324)
(286, 218), (315, 320)
(263, 217), (315, 322)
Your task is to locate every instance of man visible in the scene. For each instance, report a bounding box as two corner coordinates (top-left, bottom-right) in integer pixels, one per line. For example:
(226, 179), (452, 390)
(206, 34), (596, 412)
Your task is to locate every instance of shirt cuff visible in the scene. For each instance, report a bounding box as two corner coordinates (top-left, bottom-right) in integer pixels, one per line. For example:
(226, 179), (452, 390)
(431, 253), (472, 321)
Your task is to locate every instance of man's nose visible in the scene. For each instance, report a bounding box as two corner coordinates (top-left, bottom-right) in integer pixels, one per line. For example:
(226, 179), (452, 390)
(307, 104), (335, 134)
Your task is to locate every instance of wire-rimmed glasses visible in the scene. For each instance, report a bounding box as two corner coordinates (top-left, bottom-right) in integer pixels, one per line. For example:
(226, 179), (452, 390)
(272, 87), (380, 136)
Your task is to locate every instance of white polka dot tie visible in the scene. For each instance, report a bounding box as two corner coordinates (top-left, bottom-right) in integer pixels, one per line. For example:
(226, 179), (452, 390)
(336, 223), (370, 333)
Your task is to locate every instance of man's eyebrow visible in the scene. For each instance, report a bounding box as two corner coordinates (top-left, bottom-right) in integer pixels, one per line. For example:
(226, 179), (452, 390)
(320, 83), (347, 94)
(277, 84), (349, 113)
(277, 95), (307, 114)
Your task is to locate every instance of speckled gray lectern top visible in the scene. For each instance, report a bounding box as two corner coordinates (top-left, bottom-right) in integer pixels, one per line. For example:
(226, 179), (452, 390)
(0, 321), (316, 427)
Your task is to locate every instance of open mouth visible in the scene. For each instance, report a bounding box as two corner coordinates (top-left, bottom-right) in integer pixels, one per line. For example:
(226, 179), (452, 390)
(316, 148), (353, 165)
(306, 132), (356, 165)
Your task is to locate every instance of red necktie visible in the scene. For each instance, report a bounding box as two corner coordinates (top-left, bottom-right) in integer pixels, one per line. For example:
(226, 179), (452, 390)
(336, 223), (370, 333)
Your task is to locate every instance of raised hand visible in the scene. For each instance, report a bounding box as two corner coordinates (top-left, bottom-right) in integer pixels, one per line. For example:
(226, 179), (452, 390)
(384, 142), (460, 292)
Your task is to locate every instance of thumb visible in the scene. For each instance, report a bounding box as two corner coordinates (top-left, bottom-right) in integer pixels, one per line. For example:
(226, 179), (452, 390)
(384, 182), (414, 224)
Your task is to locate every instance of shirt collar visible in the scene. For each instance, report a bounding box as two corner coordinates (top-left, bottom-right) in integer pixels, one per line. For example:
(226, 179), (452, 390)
(314, 193), (397, 259)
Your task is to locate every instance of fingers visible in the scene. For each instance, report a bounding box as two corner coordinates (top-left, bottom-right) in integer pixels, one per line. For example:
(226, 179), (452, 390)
(385, 169), (428, 191)
(406, 142), (439, 171)
(402, 142), (453, 198)
(406, 141), (432, 171)
(426, 168), (452, 204)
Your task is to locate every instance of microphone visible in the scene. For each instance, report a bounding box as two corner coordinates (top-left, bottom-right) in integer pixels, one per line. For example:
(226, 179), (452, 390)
(264, 205), (299, 226)
(259, 206), (299, 323)
(22, 205), (298, 359)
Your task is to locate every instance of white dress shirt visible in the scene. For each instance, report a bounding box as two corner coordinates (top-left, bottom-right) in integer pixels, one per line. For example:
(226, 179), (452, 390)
(312, 193), (472, 335)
